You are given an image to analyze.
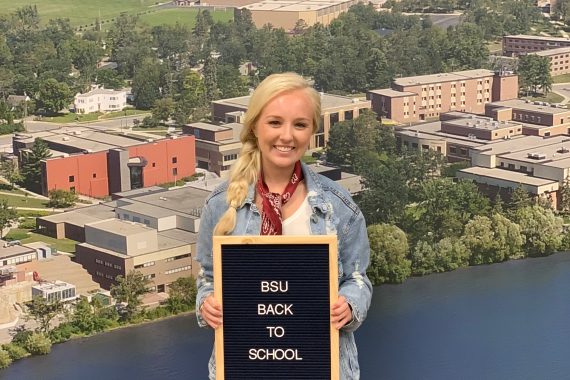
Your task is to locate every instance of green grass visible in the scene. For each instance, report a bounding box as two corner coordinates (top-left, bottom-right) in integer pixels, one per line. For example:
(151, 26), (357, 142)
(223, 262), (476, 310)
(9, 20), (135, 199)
(5, 228), (77, 253)
(99, 109), (150, 120)
(524, 92), (565, 104)
(2, 194), (49, 208)
(0, 0), (157, 27)
(137, 8), (233, 28)
(0, 183), (26, 195)
(41, 112), (102, 123)
(553, 73), (570, 84)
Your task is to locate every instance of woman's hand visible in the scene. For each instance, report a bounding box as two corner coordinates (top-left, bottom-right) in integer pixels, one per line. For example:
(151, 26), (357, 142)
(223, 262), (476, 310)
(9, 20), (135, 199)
(331, 296), (352, 330)
(200, 294), (223, 329)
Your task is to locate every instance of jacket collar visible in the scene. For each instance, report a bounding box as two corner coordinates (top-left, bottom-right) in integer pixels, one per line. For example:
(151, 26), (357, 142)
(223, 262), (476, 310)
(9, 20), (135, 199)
(243, 162), (329, 214)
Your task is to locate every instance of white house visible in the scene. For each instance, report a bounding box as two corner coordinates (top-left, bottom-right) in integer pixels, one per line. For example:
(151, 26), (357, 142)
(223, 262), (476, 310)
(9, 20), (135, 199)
(74, 87), (127, 114)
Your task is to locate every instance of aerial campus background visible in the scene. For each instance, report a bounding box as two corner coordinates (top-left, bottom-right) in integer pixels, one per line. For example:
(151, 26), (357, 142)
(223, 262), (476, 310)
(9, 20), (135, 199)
(1, 0), (570, 373)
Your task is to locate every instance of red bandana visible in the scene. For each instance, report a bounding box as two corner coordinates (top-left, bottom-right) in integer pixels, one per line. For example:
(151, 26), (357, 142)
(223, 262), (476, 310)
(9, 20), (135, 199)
(257, 161), (304, 235)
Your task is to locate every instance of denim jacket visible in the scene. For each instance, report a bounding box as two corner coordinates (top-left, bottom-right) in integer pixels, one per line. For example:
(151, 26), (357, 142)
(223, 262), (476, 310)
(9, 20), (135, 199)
(196, 162), (373, 380)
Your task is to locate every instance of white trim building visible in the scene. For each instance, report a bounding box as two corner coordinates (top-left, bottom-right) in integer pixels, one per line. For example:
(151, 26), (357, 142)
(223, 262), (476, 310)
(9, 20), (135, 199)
(74, 87), (127, 114)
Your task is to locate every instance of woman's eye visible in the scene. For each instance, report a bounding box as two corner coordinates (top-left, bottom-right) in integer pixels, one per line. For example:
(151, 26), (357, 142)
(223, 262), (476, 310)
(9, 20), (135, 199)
(296, 123), (308, 129)
(268, 120), (280, 126)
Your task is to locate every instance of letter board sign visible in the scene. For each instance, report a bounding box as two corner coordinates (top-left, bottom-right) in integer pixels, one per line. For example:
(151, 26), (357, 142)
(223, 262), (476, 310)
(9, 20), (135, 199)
(213, 235), (339, 380)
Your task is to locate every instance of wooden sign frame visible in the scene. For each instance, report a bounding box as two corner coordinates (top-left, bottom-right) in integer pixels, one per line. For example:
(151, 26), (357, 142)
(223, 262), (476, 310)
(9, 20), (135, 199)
(213, 235), (339, 380)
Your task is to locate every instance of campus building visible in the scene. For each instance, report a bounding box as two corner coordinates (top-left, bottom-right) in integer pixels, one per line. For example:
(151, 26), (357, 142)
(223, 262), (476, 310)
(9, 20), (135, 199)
(182, 122), (242, 177)
(368, 69), (518, 124)
(238, 0), (361, 31)
(502, 34), (570, 57)
(12, 127), (196, 198)
(211, 93), (371, 149)
(39, 186), (209, 292)
(534, 47), (570, 77)
(74, 87), (127, 114)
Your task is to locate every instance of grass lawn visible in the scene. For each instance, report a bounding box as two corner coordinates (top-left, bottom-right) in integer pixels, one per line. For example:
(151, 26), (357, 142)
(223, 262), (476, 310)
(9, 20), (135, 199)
(553, 73), (570, 84)
(0, 183), (26, 195)
(138, 8), (233, 28)
(99, 109), (150, 120)
(5, 228), (77, 253)
(487, 40), (503, 54)
(524, 92), (565, 104)
(2, 194), (49, 209)
(0, 0), (157, 26)
(41, 112), (101, 123)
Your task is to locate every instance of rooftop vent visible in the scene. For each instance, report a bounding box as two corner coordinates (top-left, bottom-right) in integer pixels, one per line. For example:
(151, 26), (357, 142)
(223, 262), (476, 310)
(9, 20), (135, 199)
(558, 147), (569, 154)
(62, 136), (70, 141)
(527, 152), (547, 160)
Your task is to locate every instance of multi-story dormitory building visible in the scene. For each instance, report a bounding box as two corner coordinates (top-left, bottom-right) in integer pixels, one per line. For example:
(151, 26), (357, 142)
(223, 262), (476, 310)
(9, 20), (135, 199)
(502, 35), (570, 77)
(395, 99), (570, 209)
(367, 69), (518, 124)
(12, 127), (196, 198)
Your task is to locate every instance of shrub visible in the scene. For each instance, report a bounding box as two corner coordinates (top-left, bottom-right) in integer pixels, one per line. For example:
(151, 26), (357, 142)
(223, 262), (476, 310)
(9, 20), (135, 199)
(1, 343), (28, 360)
(0, 348), (12, 369)
(49, 323), (77, 344)
(18, 217), (37, 230)
(10, 327), (32, 346)
(24, 333), (52, 355)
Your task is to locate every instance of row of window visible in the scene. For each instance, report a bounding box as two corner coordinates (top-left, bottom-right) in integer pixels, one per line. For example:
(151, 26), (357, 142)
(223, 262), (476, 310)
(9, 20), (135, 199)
(2, 254), (35, 266)
(94, 258), (122, 270)
(223, 153), (238, 162)
(135, 261), (155, 269)
(165, 265), (191, 275)
(45, 288), (76, 302)
(122, 214), (151, 226)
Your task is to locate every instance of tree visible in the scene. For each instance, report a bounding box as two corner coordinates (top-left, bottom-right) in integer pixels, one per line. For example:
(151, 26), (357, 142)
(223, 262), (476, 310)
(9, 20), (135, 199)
(560, 175), (570, 214)
(166, 276), (197, 313)
(151, 97), (175, 123)
(0, 348), (12, 369)
(411, 237), (470, 276)
(96, 69), (124, 90)
(24, 296), (64, 334)
(37, 78), (72, 115)
(110, 270), (151, 320)
(70, 298), (108, 334)
(23, 332), (51, 355)
(0, 160), (21, 189)
(0, 199), (17, 238)
(366, 224), (411, 285)
(462, 213), (524, 265)
(515, 205), (563, 256)
(132, 59), (163, 110)
(517, 55), (552, 96)
(47, 189), (78, 208)
(21, 138), (51, 193)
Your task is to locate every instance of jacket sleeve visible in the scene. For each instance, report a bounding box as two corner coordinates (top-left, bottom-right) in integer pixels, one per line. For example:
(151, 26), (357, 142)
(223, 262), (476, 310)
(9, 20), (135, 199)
(195, 201), (216, 328)
(338, 210), (373, 333)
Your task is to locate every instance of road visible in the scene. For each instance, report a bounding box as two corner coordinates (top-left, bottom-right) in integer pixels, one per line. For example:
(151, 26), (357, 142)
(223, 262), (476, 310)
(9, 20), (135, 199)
(552, 83), (570, 104)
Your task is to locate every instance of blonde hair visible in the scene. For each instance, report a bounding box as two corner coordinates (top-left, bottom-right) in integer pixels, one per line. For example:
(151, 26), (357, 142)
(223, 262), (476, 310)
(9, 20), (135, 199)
(213, 72), (321, 235)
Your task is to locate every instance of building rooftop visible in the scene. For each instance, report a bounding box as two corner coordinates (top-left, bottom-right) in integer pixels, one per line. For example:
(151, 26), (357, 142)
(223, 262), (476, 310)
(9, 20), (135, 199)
(75, 87), (126, 99)
(444, 116), (520, 131)
(489, 99), (569, 114)
(39, 203), (116, 227)
(127, 186), (211, 219)
(504, 34), (570, 42)
(459, 166), (559, 187)
(87, 219), (153, 236)
(368, 88), (417, 97)
(0, 241), (35, 259)
(394, 69), (494, 87)
(535, 47), (570, 56)
(214, 93), (370, 113)
(188, 122), (232, 133)
(113, 186), (166, 199)
(158, 229), (198, 245)
(473, 135), (569, 156)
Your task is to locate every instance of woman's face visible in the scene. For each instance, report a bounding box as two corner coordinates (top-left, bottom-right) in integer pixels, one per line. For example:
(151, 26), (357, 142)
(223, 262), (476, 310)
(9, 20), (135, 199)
(255, 89), (314, 175)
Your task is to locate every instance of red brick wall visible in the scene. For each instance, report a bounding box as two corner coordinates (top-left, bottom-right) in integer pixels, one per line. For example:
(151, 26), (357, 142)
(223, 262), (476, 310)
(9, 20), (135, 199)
(43, 151), (109, 197)
(128, 136), (196, 187)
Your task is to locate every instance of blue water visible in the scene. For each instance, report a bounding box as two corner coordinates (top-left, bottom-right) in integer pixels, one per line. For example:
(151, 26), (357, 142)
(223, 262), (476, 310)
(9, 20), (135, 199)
(2, 253), (570, 379)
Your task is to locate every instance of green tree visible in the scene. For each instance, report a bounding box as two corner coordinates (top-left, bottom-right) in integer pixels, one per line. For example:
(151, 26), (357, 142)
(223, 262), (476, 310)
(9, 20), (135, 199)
(24, 296), (64, 334)
(0, 200), (17, 238)
(517, 54), (552, 96)
(366, 223), (411, 285)
(132, 59), (163, 110)
(21, 138), (51, 193)
(462, 213), (524, 265)
(166, 276), (197, 313)
(110, 270), (151, 320)
(560, 175), (570, 214)
(96, 69), (124, 90)
(411, 237), (469, 276)
(23, 332), (51, 355)
(507, 184), (532, 218)
(47, 189), (78, 208)
(70, 298), (106, 334)
(0, 160), (22, 189)
(37, 78), (72, 115)
(514, 205), (563, 256)
(151, 97), (175, 123)
(0, 348), (11, 369)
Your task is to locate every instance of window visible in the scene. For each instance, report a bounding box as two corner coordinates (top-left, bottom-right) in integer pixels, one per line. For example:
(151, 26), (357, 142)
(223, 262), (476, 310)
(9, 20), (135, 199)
(449, 147), (457, 154)
(508, 163), (515, 170)
(133, 216), (140, 223)
(344, 110), (353, 120)
(330, 112), (339, 126)
(69, 175), (75, 183)
(135, 261), (155, 269)
(173, 168), (178, 176)
(70, 186), (75, 193)
(152, 163), (156, 167)
(545, 132), (551, 137)
(412, 143), (418, 148)
(520, 166), (527, 172)
(172, 157), (177, 164)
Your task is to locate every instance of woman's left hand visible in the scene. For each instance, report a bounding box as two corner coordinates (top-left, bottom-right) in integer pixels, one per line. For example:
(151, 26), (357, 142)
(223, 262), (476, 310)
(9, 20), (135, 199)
(331, 296), (352, 330)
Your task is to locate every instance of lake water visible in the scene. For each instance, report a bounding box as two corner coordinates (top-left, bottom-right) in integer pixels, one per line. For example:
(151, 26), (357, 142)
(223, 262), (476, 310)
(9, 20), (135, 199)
(2, 253), (570, 379)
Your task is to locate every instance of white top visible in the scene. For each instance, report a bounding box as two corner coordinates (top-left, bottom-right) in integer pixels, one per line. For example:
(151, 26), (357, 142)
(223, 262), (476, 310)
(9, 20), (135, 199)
(282, 195), (312, 235)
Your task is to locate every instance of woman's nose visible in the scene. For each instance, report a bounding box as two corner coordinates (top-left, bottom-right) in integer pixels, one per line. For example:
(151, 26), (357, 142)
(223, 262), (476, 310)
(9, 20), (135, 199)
(280, 123), (294, 141)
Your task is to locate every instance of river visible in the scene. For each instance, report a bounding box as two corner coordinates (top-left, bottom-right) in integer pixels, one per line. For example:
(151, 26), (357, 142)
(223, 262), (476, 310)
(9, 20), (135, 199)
(2, 252), (570, 379)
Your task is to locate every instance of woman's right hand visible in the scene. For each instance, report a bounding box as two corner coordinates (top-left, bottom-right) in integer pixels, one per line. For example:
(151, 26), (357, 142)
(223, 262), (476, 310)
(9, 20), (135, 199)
(200, 294), (223, 329)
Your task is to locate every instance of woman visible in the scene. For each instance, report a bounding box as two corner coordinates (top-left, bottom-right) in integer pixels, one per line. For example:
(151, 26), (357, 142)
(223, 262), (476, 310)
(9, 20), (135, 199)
(196, 72), (372, 379)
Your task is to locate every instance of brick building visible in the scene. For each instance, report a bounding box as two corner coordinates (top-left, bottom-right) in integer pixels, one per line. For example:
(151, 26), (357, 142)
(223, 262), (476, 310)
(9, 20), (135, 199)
(502, 34), (570, 57)
(368, 69), (518, 124)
